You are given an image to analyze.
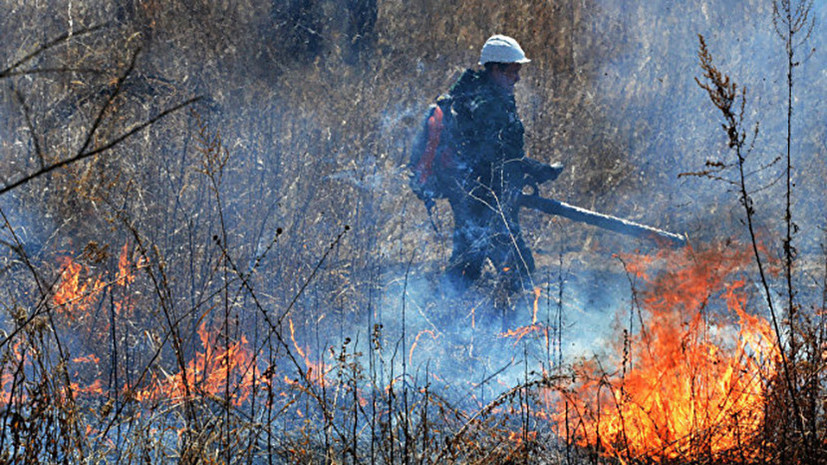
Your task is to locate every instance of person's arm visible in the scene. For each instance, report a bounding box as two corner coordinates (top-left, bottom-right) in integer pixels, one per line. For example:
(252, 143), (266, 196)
(511, 157), (564, 184)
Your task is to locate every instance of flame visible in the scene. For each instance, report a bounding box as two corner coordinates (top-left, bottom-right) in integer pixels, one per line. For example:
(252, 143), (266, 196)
(72, 354), (101, 364)
(9, 242), (274, 410)
(34, 242), (145, 402)
(52, 242), (142, 319)
(552, 243), (780, 462)
(500, 323), (548, 346)
(116, 242), (136, 286)
(135, 322), (262, 406)
(531, 286), (542, 324)
(72, 379), (104, 396)
(496, 288), (547, 345)
(506, 430), (537, 445)
(409, 329), (438, 364)
(288, 318), (329, 388)
(0, 339), (27, 405)
(52, 256), (105, 319)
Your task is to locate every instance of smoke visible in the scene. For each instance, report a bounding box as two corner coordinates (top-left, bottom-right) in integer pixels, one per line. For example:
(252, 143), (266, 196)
(0, 192), (47, 274)
(302, 256), (634, 404)
(587, 0), (825, 252)
(2, 1), (826, 460)
(270, 0), (827, 402)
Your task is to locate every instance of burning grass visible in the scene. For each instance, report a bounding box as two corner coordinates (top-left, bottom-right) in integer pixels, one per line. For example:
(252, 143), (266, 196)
(3, 236), (811, 464)
(0, 109), (819, 462)
(0, 3), (824, 461)
(133, 321), (263, 407)
(547, 242), (785, 463)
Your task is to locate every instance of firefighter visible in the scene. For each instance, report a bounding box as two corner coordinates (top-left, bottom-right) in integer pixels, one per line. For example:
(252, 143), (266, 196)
(441, 34), (563, 293)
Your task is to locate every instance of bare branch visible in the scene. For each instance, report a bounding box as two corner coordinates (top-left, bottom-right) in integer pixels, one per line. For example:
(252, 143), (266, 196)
(11, 85), (45, 169)
(77, 47), (142, 157)
(1, 67), (104, 78)
(0, 23), (110, 79)
(0, 96), (203, 196)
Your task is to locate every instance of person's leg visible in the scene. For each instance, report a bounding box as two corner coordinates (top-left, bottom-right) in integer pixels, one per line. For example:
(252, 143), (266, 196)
(445, 198), (486, 288)
(489, 216), (535, 293)
(511, 230), (536, 283)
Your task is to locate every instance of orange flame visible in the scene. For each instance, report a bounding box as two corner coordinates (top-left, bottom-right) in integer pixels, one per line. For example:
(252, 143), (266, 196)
(72, 379), (104, 396)
(135, 322), (262, 406)
(0, 339), (27, 405)
(552, 243), (779, 462)
(52, 243), (142, 319)
(287, 318), (329, 388)
(409, 329), (438, 364)
(500, 323), (548, 346)
(52, 256), (105, 319)
(72, 354), (101, 364)
(116, 242), (136, 286)
(507, 430), (537, 445)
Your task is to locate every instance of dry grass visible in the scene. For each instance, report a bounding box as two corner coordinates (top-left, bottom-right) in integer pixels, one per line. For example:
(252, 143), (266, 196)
(0, 0), (824, 464)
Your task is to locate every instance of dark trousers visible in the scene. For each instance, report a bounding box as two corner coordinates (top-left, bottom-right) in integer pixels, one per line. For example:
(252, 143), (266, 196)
(445, 188), (535, 291)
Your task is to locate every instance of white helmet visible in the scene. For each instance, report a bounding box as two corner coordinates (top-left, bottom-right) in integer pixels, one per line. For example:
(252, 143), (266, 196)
(478, 34), (530, 65)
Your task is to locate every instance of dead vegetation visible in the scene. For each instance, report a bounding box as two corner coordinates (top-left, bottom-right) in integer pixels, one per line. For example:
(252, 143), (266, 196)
(0, 0), (825, 464)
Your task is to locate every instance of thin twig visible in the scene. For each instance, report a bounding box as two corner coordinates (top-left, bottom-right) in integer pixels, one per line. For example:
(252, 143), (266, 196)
(0, 96), (202, 196)
(0, 23), (109, 78)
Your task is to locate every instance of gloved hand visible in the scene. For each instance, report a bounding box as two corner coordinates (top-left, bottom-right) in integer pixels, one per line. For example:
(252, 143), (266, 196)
(534, 162), (564, 183)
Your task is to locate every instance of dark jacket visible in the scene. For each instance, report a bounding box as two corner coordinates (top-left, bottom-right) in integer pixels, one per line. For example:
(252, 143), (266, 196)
(441, 68), (547, 286)
(446, 69), (542, 206)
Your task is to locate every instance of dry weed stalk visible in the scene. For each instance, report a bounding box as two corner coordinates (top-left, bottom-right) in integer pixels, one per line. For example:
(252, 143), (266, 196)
(696, 18), (827, 461)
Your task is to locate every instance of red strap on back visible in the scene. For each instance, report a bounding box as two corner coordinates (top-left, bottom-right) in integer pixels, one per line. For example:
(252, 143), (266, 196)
(418, 105), (444, 183)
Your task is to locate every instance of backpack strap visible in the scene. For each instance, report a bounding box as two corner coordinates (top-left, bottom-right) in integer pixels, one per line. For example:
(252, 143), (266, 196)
(418, 104), (444, 184)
